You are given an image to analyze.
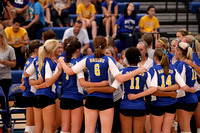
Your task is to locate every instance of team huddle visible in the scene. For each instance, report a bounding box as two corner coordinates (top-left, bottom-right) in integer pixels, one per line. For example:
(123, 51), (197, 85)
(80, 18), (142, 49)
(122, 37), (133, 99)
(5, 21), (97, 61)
(20, 35), (200, 133)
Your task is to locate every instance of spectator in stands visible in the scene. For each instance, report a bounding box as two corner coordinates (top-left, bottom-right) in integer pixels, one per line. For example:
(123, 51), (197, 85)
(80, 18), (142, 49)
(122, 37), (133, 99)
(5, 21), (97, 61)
(5, 17), (30, 70)
(51, 0), (70, 27)
(138, 5), (160, 41)
(102, 0), (118, 37)
(0, 0), (13, 29)
(7, 0), (29, 20)
(0, 29), (16, 132)
(77, 0), (97, 40)
(112, 3), (138, 48)
(62, 20), (90, 55)
(21, 0), (45, 40)
(39, 0), (52, 26)
(140, 33), (154, 59)
(170, 39), (180, 54)
(176, 29), (189, 42)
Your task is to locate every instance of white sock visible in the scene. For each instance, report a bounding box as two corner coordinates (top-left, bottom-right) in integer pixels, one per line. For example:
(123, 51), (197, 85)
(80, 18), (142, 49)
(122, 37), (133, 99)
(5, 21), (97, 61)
(24, 126), (35, 133)
(60, 131), (70, 133)
(197, 128), (200, 133)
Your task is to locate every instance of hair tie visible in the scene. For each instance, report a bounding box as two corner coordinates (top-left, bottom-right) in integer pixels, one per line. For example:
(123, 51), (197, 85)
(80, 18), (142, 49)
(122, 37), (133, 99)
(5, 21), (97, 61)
(192, 36), (196, 49)
(175, 38), (180, 43)
(159, 39), (167, 48)
(162, 49), (168, 56)
(95, 45), (101, 50)
(139, 56), (141, 61)
(26, 44), (29, 50)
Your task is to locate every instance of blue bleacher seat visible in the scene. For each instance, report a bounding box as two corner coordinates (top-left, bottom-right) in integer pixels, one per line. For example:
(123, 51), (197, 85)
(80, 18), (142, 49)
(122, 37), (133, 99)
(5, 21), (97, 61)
(11, 70), (23, 84)
(35, 27), (70, 39)
(189, 2), (200, 13)
(118, 3), (140, 14)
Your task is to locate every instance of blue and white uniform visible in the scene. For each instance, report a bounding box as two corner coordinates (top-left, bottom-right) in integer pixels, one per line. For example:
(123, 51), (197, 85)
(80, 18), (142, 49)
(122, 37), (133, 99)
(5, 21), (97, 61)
(23, 57), (35, 98)
(60, 58), (84, 101)
(151, 65), (186, 106)
(111, 66), (157, 110)
(193, 53), (200, 99)
(26, 57), (56, 99)
(176, 62), (198, 104)
(72, 54), (120, 99)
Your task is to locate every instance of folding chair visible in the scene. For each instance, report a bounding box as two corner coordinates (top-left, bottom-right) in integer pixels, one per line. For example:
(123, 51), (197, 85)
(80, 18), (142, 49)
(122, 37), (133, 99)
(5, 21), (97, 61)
(8, 84), (26, 132)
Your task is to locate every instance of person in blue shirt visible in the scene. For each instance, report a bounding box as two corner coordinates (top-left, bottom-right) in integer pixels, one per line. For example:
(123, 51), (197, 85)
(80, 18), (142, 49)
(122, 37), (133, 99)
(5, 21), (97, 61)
(21, 0), (45, 40)
(25, 39), (59, 133)
(113, 3), (138, 48)
(58, 36), (146, 133)
(20, 40), (42, 133)
(150, 48), (193, 133)
(184, 35), (200, 133)
(174, 42), (198, 133)
(101, 0), (118, 37)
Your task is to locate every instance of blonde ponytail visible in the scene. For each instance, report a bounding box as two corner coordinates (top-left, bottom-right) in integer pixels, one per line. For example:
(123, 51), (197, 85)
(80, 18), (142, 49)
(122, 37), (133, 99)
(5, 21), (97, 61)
(38, 39), (59, 71)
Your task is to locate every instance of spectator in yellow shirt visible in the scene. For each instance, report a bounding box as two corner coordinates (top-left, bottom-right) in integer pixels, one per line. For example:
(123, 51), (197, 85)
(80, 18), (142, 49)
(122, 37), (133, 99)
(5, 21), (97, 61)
(4, 17), (30, 70)
(138, 5), (160, 41)
(77, 0), (97, 40)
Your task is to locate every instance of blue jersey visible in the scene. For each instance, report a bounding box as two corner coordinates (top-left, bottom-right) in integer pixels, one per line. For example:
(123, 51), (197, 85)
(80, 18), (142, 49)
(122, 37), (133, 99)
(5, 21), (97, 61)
(72, 54), (119, 99)
(115, 14), (138, 33)
(33, 57), (55, 99)
(119, 66), (155, 110)
(151, 65), (178, 106)
(176, 62), (198, 103)
(61, 58), (83, 101)
(23, 57), (35, 97)
(170, 57), (180, 69)
(193, 53), (200, 67)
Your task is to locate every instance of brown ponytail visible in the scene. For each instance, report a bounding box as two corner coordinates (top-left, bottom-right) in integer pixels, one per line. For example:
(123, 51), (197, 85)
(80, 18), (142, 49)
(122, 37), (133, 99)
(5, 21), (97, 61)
(93, 36), (107, 58)
(25, 40), (42, 59)
(64, 38), (81, 63)
(154, 48), (170, 75)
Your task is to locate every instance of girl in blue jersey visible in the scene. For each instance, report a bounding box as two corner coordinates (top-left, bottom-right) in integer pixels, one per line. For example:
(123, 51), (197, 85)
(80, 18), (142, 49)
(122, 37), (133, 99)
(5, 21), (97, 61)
(185, 35), (200, 133)
(20, 40), (42, 133)
(112, 47), (157, 133)
(25, 39), (59, 133)
(175, 42), (198, 132)
(85, 47), (157, 133)
(150, 48), (192, 133)
(113, 2), (138, 47)
(58, 36), (145, 133)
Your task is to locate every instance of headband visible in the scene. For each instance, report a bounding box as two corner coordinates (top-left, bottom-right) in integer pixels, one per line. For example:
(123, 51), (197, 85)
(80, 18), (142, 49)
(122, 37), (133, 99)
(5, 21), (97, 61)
(159, 39), (167, 48)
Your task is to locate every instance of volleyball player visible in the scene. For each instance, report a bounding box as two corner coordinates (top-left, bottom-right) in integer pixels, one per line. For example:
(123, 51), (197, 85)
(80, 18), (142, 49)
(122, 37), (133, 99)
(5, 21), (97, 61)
(25, 39), (59, 133)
